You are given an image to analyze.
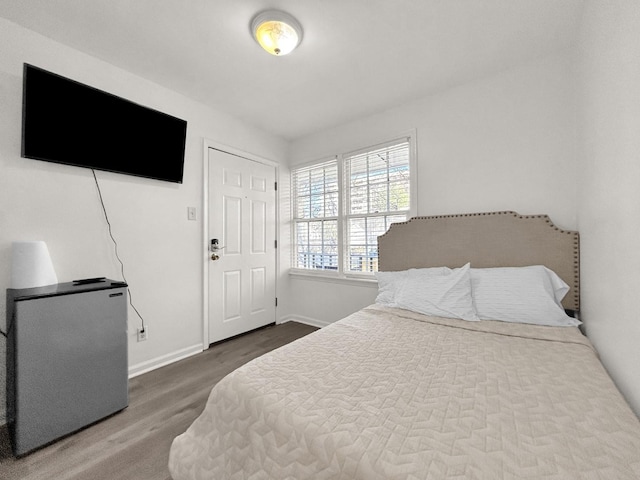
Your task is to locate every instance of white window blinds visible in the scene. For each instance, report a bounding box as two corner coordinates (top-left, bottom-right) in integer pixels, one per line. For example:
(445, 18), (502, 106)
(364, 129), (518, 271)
(291, 137), (412, 274)
(344, 140), (410, 273)
(292, 159), (339, 270)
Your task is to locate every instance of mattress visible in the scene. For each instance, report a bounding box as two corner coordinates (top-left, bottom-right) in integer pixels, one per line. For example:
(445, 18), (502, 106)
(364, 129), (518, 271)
(168, 304), (640, 479)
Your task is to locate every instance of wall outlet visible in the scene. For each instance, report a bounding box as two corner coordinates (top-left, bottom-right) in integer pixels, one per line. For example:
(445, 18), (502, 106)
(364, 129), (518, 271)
(187, 207), (197, 221)
(137, 327), (148, 342)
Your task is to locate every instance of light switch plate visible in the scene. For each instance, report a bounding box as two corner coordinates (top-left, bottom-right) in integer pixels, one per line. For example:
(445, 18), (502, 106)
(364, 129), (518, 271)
(187, 207), (197, 221)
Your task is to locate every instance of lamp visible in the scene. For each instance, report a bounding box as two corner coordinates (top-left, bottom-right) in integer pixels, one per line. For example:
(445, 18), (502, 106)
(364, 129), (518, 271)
(11, 241), (58, 289)
(251, 10), (303, 56)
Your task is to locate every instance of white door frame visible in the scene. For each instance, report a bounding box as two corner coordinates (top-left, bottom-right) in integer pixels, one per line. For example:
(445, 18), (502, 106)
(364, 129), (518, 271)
(201, 138), (280, 350)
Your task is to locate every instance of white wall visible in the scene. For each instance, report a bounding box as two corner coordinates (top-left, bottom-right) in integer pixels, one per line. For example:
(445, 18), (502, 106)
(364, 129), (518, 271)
(283, 52), (578, 326)
(577, 0), (640, 416)
(0, 19), (288, 422)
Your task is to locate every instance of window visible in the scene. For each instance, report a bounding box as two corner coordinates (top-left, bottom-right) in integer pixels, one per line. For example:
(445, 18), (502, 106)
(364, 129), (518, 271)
(292, 159), (339, 270)
(344, 141), (411, 273)
(292, 137), (414, 275)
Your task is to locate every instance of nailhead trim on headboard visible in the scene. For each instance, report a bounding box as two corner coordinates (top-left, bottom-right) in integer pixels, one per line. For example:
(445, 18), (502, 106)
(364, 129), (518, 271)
(378, 211), (580, 311)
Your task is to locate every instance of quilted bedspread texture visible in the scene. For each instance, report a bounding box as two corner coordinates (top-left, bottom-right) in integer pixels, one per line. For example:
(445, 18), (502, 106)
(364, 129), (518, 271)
(168, 305), (640, 480)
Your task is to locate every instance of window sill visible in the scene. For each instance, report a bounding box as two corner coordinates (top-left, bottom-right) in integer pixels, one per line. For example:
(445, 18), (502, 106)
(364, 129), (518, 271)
(288, 270), (378, 287)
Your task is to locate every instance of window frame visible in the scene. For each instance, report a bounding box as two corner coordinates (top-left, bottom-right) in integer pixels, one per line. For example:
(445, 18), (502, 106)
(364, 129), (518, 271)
(290, 132), (417, 281)
(290, 157), (341, 273)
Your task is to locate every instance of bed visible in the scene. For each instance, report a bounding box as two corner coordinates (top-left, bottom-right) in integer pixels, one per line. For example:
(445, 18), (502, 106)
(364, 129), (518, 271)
(168, 211), (640, 479)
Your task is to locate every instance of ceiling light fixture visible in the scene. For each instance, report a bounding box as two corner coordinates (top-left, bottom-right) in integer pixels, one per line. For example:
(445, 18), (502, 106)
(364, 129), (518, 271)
(251, 10), (303, 56)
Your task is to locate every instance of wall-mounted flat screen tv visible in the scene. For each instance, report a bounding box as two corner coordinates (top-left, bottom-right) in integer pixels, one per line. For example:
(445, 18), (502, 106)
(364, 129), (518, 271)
(22, 63), (187, 184)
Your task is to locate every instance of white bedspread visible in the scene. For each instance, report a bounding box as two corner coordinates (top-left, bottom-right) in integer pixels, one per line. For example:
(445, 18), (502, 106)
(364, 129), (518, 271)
(168, 305), (640, 479)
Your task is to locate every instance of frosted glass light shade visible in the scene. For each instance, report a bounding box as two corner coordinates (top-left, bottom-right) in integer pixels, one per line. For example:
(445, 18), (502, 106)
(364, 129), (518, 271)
(251, 11), (302, 56)
(11, 241), (58, 289)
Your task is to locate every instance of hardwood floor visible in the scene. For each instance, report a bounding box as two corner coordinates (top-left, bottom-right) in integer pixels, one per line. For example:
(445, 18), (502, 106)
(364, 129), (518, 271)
(0, 321), (318, 480)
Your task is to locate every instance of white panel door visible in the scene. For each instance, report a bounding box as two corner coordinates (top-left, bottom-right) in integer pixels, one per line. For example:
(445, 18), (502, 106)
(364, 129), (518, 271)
(208, 148), (276, 344)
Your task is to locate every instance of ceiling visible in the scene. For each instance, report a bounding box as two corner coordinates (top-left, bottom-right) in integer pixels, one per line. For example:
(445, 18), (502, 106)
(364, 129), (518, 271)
(0, 0), (584, 141)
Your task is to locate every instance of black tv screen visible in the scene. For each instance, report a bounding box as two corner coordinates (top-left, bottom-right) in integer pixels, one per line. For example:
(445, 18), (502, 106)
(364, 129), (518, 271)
(22, 64), (187, 183)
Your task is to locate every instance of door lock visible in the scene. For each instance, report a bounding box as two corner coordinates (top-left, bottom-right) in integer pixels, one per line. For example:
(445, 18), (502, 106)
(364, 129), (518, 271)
(210, 238), (225, 252)
(210, 239), (224, 261)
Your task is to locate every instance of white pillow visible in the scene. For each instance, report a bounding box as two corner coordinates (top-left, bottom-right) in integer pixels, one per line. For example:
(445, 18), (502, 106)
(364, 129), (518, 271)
(375, 267), (448, 307)
(394, 263), (480, 322)
(374, 270), (409, 307)
(470, 265), (580, 327)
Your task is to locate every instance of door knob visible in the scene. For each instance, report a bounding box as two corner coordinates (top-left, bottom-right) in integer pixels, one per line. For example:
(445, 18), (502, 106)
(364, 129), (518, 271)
(211, 253), (220, 261)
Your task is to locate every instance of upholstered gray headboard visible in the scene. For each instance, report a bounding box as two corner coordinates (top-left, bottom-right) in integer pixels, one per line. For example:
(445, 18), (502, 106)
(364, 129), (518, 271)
(377, 211), (580, 311)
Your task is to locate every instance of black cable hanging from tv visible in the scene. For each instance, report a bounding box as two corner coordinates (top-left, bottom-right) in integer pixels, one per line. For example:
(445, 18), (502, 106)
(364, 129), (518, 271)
(92, 169), (146, 332)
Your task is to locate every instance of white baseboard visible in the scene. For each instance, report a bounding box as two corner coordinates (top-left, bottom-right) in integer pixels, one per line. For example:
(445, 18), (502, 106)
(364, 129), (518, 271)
(128, 343), (203, 378)
(278, 314), (330, 329)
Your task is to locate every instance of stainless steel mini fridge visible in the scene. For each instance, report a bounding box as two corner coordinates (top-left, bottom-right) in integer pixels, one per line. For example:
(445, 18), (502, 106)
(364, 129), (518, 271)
(6, 279), (129, 456)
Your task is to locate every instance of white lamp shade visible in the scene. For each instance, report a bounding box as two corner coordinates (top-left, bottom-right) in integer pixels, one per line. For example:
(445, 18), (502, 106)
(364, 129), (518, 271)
(11, 241), (58, 289)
